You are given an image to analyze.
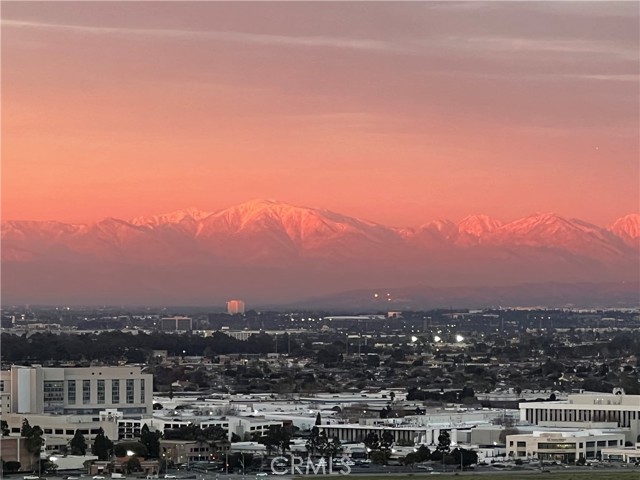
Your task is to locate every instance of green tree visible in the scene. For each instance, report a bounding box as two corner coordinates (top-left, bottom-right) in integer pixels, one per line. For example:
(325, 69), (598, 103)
(363, 432), (380, 452)
(415, 445), (431, 462)
(370, 450), (391, 465)
(380, 430), (394, 451)
(437, 431), (451, 454)
(125, 457), (141, 473)
(324, 437), (343, 458)
(70, 430), (87, 455)
(452, 448), (478, 467)
(91, 428), (114, 461)
(305, 426), (322, 457)
(21, 418), (33, 437)
(267, 425), (292, 455)
(257, 430), (278, 456)
(403, 452), (418, 467)
(140, 424), (161, 459)
(24, 424), (44, 465)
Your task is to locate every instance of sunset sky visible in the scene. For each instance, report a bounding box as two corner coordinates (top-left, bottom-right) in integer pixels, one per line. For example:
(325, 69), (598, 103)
(2, 1), (638, 227)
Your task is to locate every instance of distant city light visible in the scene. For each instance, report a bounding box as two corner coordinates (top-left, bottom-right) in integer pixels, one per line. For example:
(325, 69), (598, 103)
(411, 336), (418, 343)
(456, 334), (464, 342)
(434, 335), (441, 342)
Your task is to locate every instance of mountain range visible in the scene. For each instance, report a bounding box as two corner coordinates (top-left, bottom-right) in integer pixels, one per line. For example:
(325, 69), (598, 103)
(2, 199), (638, 307)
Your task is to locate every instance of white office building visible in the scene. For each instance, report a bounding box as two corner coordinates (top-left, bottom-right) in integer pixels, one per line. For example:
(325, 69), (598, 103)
(519, 390), (640, 442)
(506, 430), (626, 463)
(1, 366), (153, 417)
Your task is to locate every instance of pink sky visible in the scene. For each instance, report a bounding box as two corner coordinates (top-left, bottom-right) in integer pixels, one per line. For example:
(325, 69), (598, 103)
(2, 1), (638, 227)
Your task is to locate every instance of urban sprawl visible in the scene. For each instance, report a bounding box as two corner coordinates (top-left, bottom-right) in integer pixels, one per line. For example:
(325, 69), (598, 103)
(1, 305), (639, 478)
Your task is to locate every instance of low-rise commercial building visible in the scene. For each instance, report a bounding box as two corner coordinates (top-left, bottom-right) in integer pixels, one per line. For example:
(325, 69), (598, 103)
(506, 430), (626, 463)
(601, 443), (640, 463)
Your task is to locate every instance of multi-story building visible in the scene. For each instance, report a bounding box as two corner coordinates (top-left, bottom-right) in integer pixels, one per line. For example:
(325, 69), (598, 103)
(226, 300), (245, 315)
(1, 412), (120, 453)
(160, 316), (193, 332)
(159, 440), (212, 464)
(145, 412), (282, 442)
(0, 366), (153, 417)
(506, 430), (626, 463)
(519, 390), (640, 442)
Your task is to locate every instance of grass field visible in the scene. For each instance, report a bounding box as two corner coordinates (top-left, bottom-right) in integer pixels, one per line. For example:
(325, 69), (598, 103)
(299, 471), (640, 480)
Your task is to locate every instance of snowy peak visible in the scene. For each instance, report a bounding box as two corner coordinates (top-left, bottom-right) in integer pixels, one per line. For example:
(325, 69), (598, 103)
(493, 212), (605, 239)
(2, 202), (638, 264)
(131, 207), (213, 226)
(609, 214), (640, 240)
(458, 214), (503, 237)
(199, 199), (398, 254)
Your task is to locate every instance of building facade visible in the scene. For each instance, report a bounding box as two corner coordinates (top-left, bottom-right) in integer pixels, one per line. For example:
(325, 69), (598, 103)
(519, 391), (640, 443)
(226, 300), (245, 315)
(506, 430), (626, 463)
(1, 366), (153, 417)
(160, 316), (193, 332)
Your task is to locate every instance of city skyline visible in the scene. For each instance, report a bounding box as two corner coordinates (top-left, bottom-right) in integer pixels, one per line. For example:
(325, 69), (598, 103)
(2, 2), (639, 227)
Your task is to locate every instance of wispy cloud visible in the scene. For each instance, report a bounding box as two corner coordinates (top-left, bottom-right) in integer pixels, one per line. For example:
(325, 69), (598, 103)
(1, 19), (398, 53)
(449, 35), (638, 61)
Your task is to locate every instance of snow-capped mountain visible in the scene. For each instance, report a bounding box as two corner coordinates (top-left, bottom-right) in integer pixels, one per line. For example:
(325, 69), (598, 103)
(1, 200), (638, 305)
(131, 207), (213, 227)
(458, 214), (503, 237)
(608, 214), (640, 245)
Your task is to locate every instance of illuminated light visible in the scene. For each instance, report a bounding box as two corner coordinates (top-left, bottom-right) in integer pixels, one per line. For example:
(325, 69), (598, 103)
(374, 293), (379, 298)
(411, 336), (418, 343)
(456, 334), (464, 342)
(127, 450), (135, 457)
(434, 335), (441, 342)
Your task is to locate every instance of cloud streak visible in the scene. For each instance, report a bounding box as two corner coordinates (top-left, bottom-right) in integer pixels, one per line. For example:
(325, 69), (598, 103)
(5, 17), (636, 62)
(1, 19), (399, 53)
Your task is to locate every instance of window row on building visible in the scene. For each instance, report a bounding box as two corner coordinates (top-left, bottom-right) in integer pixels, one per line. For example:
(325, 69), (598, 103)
(64, 378), (145, 405)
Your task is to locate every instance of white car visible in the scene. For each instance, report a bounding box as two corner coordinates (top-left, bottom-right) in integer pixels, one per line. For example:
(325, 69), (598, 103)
(93, 476), (106, 480)
(24, 476), (40, 480)
(164, 476), (177, 479)
(256, 474), (269, 477)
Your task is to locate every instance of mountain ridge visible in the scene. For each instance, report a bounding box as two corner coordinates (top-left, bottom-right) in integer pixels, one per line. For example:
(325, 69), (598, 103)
(2, 200), (638, 305)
